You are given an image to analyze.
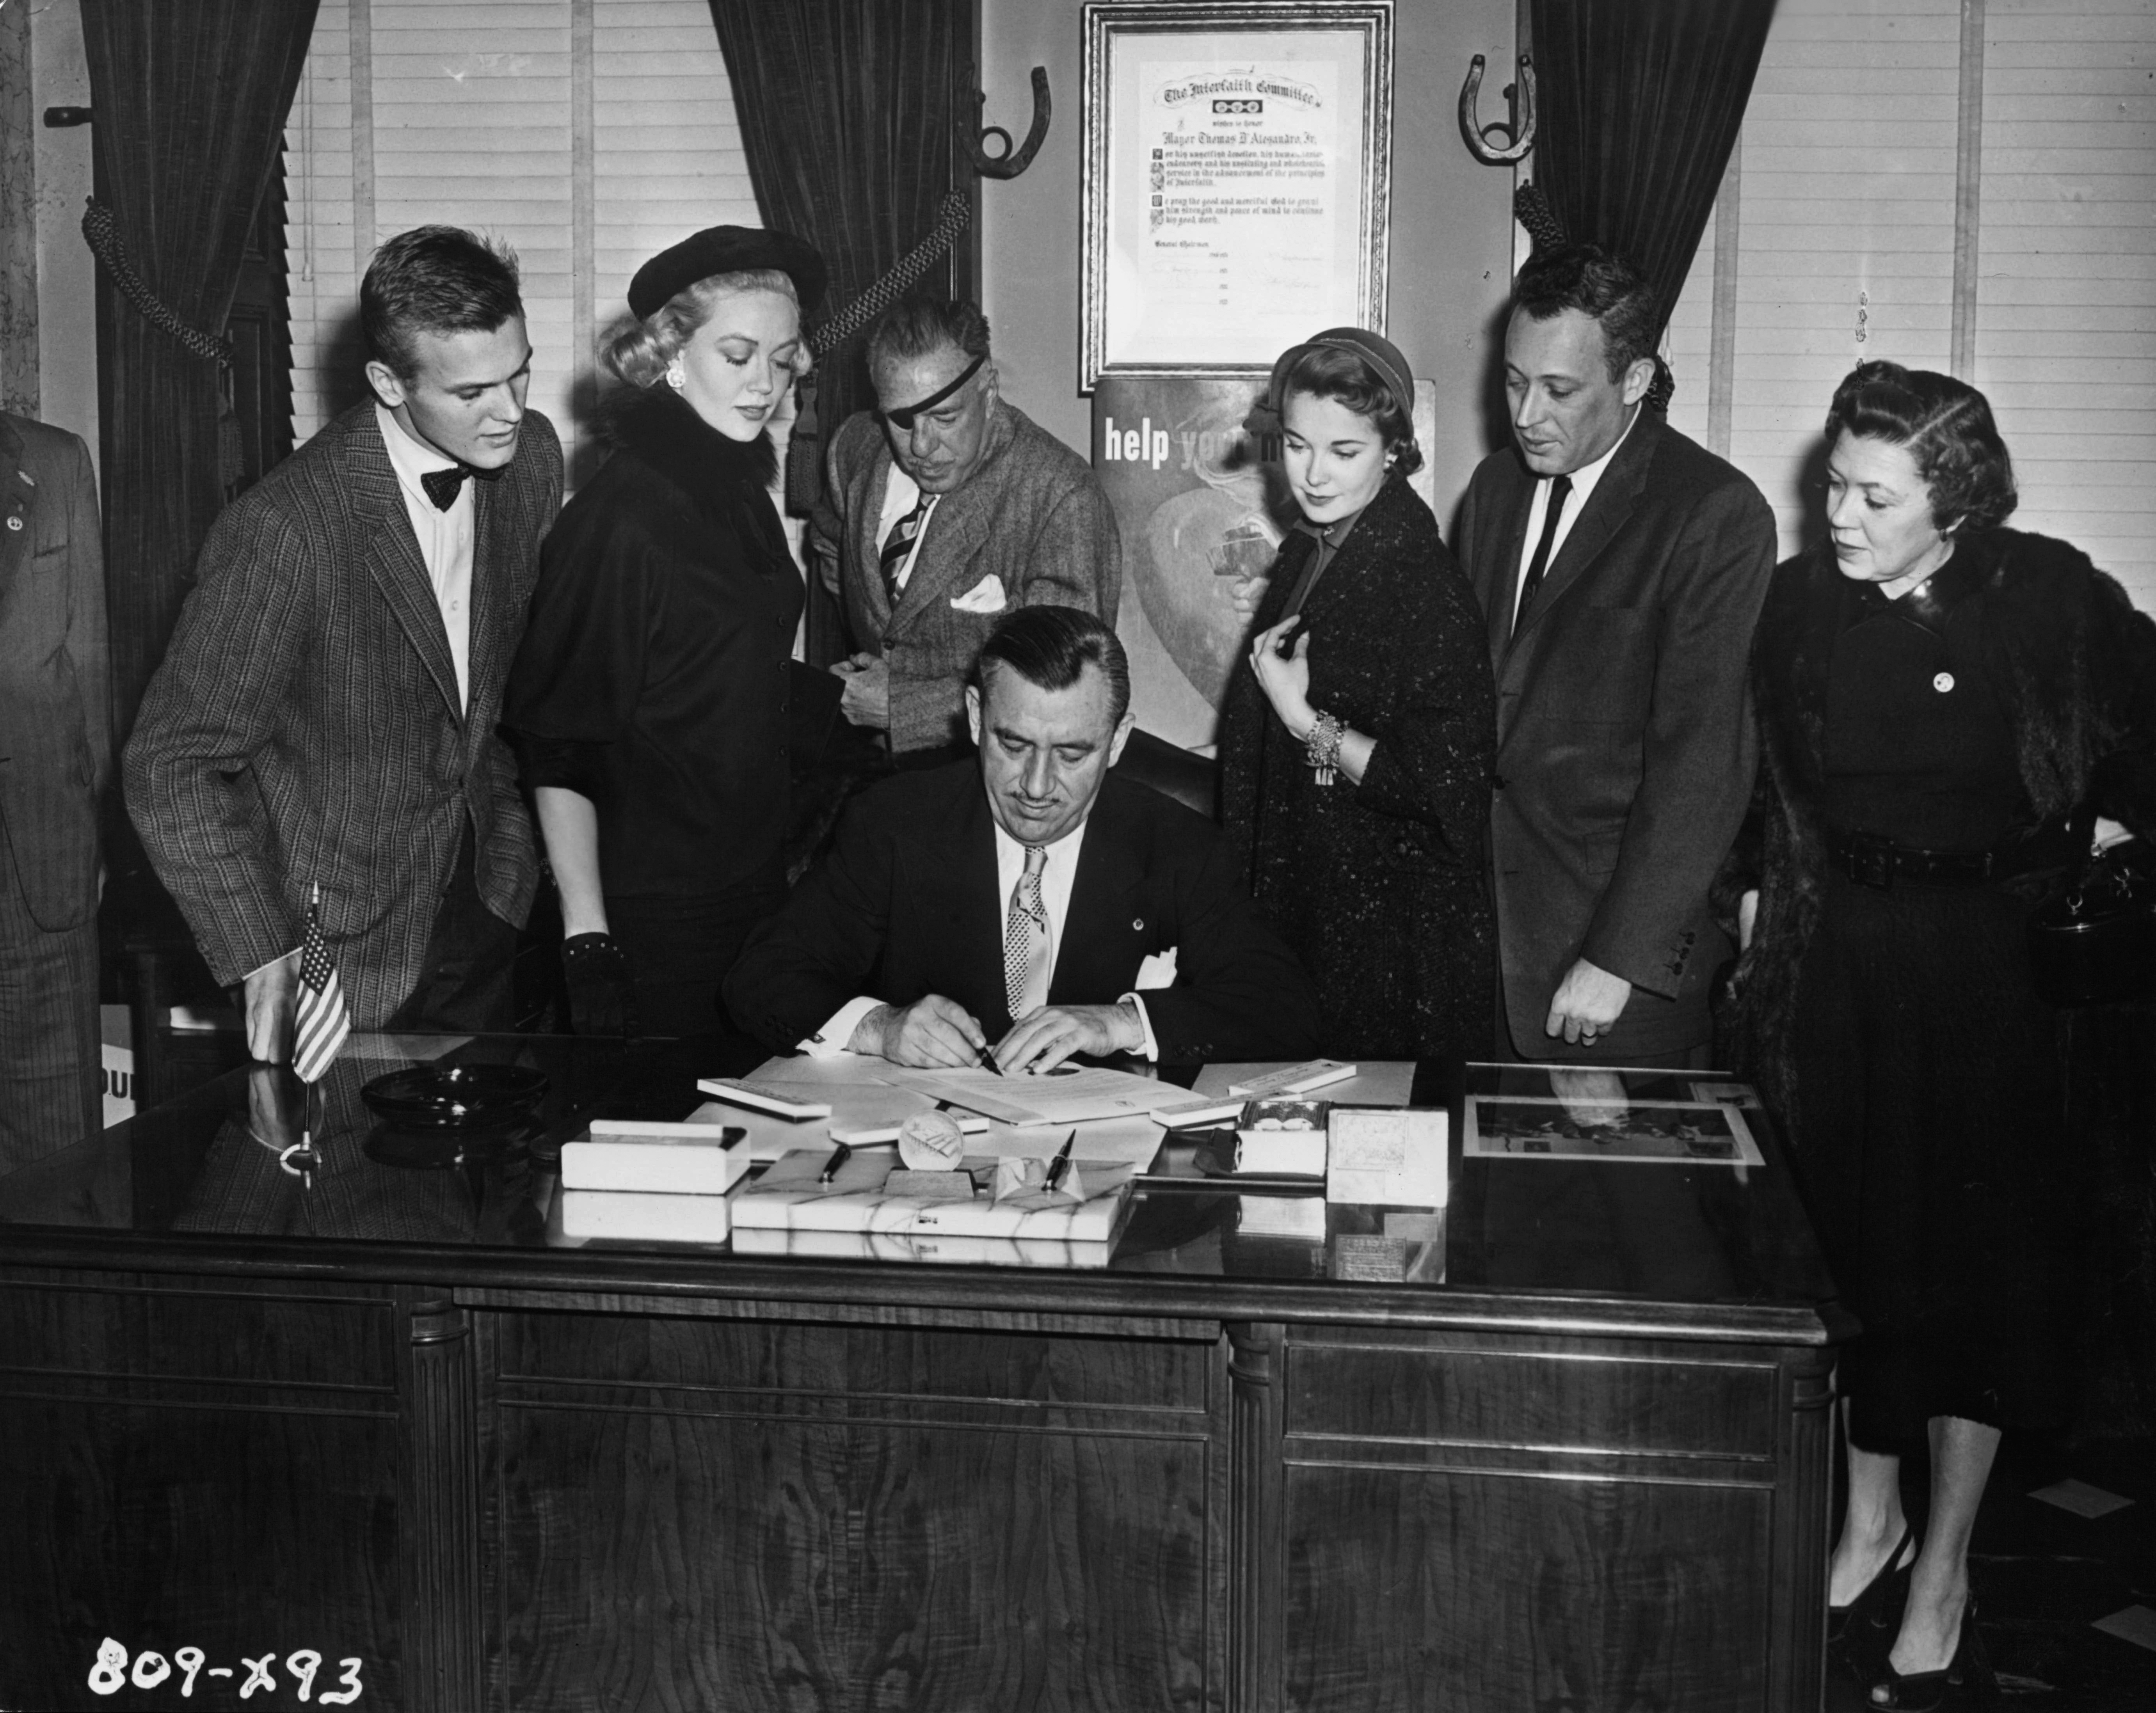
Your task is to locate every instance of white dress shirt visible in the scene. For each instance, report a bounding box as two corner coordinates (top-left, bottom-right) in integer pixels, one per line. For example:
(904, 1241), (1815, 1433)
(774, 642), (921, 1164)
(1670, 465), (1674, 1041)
(1510, 404), (1642, 630)
(874, 462), (940, 596)
(377, 402), (476, 710)
(802, 809), (1162, 1059)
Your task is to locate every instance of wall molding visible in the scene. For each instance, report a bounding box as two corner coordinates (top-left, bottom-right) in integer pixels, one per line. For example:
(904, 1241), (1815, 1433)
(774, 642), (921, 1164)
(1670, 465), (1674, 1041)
(1707, 135), (1742, 461)
(349, 0), (375, 280)
(1950, 0), (1987, 379)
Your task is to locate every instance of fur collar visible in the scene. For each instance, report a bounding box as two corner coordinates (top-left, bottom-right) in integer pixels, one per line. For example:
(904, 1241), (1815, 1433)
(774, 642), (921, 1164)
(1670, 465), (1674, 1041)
(608, 387), (779, 512)
(1726, 525), (2156, 1120)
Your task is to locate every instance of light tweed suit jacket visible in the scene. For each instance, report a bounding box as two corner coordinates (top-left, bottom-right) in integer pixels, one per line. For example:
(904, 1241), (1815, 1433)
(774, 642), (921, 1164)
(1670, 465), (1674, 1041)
(126, 402), (562, 1028)
(826, 398), (1120, 755)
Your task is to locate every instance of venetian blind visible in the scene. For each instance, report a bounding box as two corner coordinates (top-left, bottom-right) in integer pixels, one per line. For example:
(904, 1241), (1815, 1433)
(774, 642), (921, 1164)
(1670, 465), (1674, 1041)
(1973, 0), (2156, 605)
(284, 0), (768, 483)
(1658, 0), (2156, 606)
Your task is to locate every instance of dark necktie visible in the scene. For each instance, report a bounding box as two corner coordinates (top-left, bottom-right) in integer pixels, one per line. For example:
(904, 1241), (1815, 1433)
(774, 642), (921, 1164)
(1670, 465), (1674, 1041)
(1512, 474), (1573, 636)
(880, 492), (932, 607)
(419, 461), (504, 512)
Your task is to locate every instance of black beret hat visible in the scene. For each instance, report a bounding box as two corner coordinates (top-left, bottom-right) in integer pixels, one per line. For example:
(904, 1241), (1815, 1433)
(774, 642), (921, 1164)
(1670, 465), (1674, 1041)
(627, 226), (828, 322)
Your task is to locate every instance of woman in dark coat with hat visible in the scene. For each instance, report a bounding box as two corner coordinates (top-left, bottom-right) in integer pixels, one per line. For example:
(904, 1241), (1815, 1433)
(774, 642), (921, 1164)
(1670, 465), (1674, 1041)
(1722, 362), (2156, 1709)
(1217, 329), (1497, 1062)
(504, 227), (827, 1037)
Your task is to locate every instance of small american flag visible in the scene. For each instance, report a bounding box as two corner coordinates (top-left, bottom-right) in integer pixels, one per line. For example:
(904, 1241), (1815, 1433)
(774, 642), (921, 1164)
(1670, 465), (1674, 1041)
(292, 884), (350, 1083)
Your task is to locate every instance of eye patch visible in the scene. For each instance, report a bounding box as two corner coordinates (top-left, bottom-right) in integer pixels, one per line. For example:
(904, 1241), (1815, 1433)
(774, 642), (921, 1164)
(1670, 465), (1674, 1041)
(881, 354), (986, 430)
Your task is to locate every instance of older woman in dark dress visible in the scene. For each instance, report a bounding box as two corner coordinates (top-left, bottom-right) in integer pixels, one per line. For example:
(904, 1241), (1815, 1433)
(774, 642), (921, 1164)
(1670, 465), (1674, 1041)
(1725, 362), (2156, 1709)
(504, 227), (826, 1037)
(1217, 329), (1496, 1062)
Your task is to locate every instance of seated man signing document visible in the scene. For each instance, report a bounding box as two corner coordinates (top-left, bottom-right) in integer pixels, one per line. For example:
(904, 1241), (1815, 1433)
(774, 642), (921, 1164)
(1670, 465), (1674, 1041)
(726, 607), (1320, 1072)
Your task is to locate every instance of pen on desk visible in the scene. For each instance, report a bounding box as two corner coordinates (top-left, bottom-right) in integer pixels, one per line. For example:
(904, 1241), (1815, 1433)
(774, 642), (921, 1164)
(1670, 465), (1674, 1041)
(817, 1141), (853, 1185)
(974, 1040), (1005, 1077)
(1044, 1129), (1076, 1191)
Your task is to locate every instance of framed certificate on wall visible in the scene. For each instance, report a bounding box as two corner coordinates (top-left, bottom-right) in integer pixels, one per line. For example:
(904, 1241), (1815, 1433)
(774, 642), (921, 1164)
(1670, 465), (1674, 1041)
(1081, 1), (1394, 387)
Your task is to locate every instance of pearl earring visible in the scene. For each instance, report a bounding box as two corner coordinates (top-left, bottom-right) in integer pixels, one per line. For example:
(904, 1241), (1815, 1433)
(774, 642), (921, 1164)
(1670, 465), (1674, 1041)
(665, 365), (685, 391)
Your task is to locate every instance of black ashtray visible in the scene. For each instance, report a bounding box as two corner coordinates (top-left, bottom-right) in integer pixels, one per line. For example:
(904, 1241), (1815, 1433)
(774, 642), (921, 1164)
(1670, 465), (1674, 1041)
(360, 1063), (549, 1131)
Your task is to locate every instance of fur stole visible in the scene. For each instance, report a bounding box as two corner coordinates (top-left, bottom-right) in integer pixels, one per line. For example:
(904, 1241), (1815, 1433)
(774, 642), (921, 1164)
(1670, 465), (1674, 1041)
(1722, 527), (2156, 1122)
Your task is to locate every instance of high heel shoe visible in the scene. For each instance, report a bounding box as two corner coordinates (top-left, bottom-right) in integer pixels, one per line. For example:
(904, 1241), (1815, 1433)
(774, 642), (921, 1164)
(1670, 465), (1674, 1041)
(1829, 1523), (1918, 1658)
(1869, 1598), (1978, 1712)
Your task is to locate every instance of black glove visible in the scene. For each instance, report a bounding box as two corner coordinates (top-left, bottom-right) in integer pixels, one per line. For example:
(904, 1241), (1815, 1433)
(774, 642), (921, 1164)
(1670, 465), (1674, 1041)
(562, 933), (639, 1038)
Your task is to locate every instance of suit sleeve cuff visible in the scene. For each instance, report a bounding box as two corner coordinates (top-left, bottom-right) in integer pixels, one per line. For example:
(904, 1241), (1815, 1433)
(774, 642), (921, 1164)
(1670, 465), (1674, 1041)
(1119, 994), (1161, 1062)
(246, 947), (301, 984)
(800, 996), (883, 1057)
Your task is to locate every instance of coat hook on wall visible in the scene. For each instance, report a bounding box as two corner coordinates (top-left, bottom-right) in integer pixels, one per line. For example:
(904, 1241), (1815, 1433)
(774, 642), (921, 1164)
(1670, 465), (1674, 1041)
(960, 64), (1051, 181)
(1458, 53), (1536, 165)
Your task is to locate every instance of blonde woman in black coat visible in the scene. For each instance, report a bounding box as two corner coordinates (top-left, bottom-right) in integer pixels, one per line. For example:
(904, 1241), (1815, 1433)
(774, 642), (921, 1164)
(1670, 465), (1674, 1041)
(505, 227), (825, 1037)
(1218, 329), (1497, 1062)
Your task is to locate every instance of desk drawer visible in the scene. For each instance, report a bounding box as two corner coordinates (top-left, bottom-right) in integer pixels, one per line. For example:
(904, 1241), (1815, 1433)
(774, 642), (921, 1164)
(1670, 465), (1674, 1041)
(1285, 1334), (1778, 1460)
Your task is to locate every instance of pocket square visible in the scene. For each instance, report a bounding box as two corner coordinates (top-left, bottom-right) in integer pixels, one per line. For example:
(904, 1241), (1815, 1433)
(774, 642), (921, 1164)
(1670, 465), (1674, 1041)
(949, 573), (1008, 614)
(1134, 948), (1179, 991)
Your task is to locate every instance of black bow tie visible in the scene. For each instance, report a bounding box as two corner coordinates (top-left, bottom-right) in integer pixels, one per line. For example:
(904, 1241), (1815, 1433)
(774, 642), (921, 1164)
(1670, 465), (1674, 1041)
(419, 461), (505, 511)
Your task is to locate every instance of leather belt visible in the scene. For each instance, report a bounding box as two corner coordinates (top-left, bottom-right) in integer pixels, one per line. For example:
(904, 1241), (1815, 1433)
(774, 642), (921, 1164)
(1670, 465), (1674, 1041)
(1826, 825), (2073, 890)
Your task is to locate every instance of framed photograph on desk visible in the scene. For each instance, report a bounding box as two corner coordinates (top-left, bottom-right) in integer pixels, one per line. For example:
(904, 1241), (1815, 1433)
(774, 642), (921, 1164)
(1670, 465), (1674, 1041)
(1081, 1), (1394, 385)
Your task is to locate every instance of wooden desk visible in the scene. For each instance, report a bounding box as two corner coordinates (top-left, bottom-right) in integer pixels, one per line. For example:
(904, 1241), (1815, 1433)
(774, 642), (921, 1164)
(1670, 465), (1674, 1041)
(0, 1035), (1848, 1712)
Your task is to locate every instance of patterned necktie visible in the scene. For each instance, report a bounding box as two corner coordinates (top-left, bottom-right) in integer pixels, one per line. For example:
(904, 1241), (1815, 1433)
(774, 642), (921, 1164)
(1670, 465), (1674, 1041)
(880, 492), (932, 607)
(419, 461), (504, 512)
(1003, 844), (1050, 1020)
(1512, 474), (1573, 635)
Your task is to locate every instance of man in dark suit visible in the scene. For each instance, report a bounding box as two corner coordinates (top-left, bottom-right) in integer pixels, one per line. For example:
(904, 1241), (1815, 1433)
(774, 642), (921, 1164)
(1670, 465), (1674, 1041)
(822, 299), (1120, 767)
(126, 227), (563, 1054)
(727, 607), (1318, 1072)
(0, 411), (108, 1167)
(1456, 245), (1776, 1064)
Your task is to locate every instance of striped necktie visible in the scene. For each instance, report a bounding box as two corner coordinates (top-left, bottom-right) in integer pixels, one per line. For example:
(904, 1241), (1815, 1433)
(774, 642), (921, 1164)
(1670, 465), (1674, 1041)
(880, 492), (932, 607)
(1003, 844), (1050, 1019)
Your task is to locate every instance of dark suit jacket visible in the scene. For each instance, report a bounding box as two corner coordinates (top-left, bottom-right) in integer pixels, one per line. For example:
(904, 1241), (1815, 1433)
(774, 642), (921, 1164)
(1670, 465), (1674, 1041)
(1456, 412), (1776, 1055)
(0, 413), (108, 930)
(825, 399), (1120, 755)
(725, 763), (1321, 1061)
(125, 402), (563, 1027)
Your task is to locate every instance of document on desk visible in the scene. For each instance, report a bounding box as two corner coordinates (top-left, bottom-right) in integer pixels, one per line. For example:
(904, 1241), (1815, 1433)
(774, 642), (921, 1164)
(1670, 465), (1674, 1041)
(879, 1063), (1182, 1128)
(1194, 1061), (1417, 1108)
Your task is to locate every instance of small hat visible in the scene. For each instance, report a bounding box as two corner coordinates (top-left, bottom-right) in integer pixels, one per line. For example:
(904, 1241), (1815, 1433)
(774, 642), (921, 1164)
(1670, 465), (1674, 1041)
(627, 226), (828, 321)
(1264, 327), (1416, 425)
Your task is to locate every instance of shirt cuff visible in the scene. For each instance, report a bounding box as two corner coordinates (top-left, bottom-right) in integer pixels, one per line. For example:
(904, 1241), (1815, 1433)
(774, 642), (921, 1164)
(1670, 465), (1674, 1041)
(800, 996), (885, 1058)
(1118, 993), (1160, 1062)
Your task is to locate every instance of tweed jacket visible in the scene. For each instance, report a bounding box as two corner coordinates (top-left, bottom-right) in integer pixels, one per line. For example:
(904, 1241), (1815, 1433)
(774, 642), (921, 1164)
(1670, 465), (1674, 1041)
(126, 402), (562, 1028)
(1720, 529), (2156, 1118)
(1456, 411), (1777, 1055)
(0, 413), (108, 930)
(724, 763), (1322, 1062)
(825, 398), (1121, 754)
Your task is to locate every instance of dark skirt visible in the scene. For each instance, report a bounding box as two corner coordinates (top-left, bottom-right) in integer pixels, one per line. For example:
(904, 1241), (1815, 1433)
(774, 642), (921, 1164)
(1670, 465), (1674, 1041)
(1788, 869), (2081, 1448)
(608, 871), (787, 1038)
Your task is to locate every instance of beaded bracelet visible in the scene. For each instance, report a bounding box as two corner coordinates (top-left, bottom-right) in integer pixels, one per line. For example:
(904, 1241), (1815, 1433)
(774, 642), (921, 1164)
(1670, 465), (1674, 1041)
(1304, 710), (1346, 786)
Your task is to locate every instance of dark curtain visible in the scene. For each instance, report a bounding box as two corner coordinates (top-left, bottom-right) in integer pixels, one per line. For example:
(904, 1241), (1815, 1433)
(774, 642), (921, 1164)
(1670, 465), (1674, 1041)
(706, 0), (970, 662)
(80, 0), (318, 733)
(1528, 0), (1774, 352)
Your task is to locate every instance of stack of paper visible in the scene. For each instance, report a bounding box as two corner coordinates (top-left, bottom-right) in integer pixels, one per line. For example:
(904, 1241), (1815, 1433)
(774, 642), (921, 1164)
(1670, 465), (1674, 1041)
(1326, 1108), (1449, 1207)
(557, 1110), (751, 1243)
(562, 1114), (751, 1194)
(732, 1148), (1138, 1244)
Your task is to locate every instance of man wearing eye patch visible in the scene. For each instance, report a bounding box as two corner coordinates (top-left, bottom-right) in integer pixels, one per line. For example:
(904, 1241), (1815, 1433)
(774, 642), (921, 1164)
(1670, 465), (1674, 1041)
(821, 298), (1121, 767)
